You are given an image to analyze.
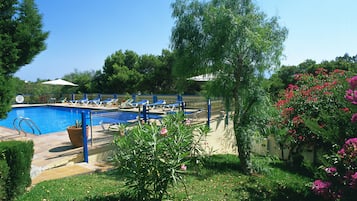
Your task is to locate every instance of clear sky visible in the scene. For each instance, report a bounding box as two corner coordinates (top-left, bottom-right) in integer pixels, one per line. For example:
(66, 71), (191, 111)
(15, 0), (357, 81)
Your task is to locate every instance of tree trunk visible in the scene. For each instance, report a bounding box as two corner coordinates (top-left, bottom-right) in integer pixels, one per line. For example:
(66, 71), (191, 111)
(233, 99), (252, 175)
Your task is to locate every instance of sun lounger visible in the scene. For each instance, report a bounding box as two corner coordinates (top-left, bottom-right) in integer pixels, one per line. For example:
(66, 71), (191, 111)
(88, 98), (101, 106)
(77, 98), (89, 105)
(100, 98), (112, 105)
(69, 97), (88, 105)
(163, 101), (183, 111)
(147, 99), (166, 109)
(130, 99), (149, 108)
(88, 94), (102, 106)
(119, 98), (134, 109)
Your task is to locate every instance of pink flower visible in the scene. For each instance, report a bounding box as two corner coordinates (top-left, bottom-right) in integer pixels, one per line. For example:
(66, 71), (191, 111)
(312, 180), (331, 195)
(338, 138), (357, 158)
(184, 119), (191, 126)
(288, 84), (299, 90)
(298, 135), (305, 141)
(340, 107), (350, 113)
(337, 148), (345, 157)
(345, 89), (357, 104)
(351, 172), (357, 180)
(348, 76), (357, 90)
(350, 172), (357, 188)
(180, 164), (187, 171)
(351, 113), (357, 123)
(160, 127), (168, 136)
(325, 167), (337, 175)
(345, 138), (357, 145)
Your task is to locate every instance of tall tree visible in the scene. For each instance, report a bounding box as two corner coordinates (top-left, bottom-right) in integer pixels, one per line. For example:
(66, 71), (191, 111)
(102, 50), (142, 93)
(136, 54), (163, 93)
(0, 0), (48, 118)
(171, 0), (287, 174)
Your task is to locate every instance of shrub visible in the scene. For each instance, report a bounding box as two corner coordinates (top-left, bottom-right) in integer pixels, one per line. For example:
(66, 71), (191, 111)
(312, 75), (357, 200)
(0, 159), (9, 201)
(0, 140), (34, 200)
(275, 69), (357, 161)
(312, 138), (357, 200)
(112, 112), (208, 201)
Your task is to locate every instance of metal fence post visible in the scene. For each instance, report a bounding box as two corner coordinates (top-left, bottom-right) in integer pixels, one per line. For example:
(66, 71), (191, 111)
(143, 104), (147, 123)
(81, 112), (88, 163)
(207, 98), (211, 128)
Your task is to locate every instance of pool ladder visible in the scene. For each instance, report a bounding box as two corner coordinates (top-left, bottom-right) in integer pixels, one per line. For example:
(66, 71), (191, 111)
(13, 117), (41, 136)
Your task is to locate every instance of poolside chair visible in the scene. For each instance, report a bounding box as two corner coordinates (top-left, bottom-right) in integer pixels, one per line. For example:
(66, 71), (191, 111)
(88, 95), (101, 106)
(69, 97), (88, 105)
(147, 99), (166, 109)
(130, 99), (149, 108)
(60, 97), (67, 103)
(100, 94), (118, 107)
(77, 97), (89, 105)
(163, 101), (183, 111)
(119, 98), (134, 109)
(100, 98), (113, 105)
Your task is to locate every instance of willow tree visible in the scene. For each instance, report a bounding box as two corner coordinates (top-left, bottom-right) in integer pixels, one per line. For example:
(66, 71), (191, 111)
(0, 0), (48, 118)
(171, 0), (287, 174)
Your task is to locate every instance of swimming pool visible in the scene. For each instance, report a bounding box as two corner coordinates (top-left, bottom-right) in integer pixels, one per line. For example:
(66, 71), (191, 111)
(0, 106), (162, 135)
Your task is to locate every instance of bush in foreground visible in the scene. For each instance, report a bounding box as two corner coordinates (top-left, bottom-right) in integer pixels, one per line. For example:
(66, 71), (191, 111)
(111, 112), (208, 200)
(0, 140), (34, 200)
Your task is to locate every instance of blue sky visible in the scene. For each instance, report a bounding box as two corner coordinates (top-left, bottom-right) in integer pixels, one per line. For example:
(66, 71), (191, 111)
(15, 0), (357, 81)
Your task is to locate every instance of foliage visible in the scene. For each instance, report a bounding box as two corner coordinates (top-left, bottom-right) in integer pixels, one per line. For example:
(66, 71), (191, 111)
(0, 140), (34, 200)
(63, 69), (98, 94)
(311, 75), (357, 200)
(17, 155), (320, 201)
(275, 69), (357, 161)
(112, 112), (209, 201)
(312, 138), (357, 201)
(171, 0), (288, 174)
(0, 0), (48, 118)
(101, 50), (142, 94)
(0, 159), (9, 201)
(267, 53), (357, 100)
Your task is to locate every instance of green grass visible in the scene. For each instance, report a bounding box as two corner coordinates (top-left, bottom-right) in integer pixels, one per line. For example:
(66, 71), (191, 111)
(16, 155), (320, 201)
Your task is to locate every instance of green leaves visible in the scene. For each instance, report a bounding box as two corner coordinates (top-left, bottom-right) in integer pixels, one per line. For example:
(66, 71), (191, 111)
(112, 112), (208, 200)
(0, 0), (48, 118)
(171, 0), (287, 175)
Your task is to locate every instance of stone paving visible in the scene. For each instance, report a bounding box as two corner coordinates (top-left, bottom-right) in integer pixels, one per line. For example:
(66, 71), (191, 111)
(0, 103), (125, 186)
(0, 122), (116, 185)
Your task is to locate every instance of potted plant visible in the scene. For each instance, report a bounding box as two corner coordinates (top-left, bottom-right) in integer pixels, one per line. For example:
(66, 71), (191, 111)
(67, 120), (88, 147)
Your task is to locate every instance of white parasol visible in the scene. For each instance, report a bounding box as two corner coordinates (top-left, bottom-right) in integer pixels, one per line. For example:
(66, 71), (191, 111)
(42, 79), (78, 86)
(187, 73), (216, 82)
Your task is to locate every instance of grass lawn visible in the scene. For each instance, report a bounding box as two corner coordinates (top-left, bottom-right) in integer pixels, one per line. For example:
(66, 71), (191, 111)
(16, 155), (320, 201)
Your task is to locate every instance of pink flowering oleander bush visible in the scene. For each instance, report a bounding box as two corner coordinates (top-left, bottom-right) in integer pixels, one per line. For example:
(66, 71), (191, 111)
(312, 75), (357, 201)
(312, 138), (357, 201)
(275, 69), (357, 161)
(112, 112), (209, 201)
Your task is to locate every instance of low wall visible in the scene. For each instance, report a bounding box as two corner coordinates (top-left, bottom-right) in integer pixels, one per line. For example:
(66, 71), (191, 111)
(204, 117), (317, 163)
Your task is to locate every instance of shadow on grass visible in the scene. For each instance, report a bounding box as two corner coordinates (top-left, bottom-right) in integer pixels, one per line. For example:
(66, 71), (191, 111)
(83, 194), (135, 201)
(234, 184), (320, 201)
(270, 162), (315, 178)
(202, 154), (242, 172)
(190, 154), (243, 180)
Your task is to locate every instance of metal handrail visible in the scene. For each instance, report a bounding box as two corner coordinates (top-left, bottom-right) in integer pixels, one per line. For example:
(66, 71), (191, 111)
(13, 117), (41, 136)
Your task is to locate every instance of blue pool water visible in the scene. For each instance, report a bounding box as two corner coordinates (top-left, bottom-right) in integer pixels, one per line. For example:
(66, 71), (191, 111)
(0, 106), (161, 135)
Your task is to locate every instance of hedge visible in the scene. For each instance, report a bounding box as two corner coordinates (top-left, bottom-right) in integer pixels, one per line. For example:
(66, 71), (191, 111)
(0, 140), (34, 200)
(0, 159), (9, 201)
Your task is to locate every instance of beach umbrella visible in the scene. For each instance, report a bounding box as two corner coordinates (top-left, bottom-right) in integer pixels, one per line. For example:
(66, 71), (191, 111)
(42, 79), (78, 86)
(187, 73), (216, 82)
